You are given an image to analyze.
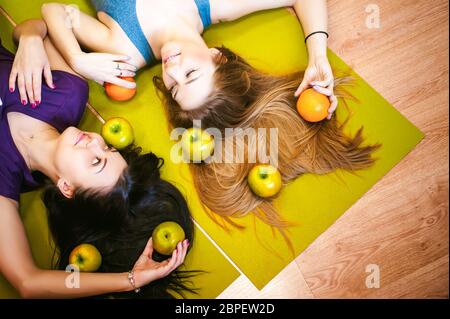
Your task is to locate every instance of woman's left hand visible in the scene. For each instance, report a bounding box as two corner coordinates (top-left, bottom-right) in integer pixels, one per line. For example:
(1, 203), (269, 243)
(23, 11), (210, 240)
(295, 55), (338, 120)
(131, 237), (189, 289)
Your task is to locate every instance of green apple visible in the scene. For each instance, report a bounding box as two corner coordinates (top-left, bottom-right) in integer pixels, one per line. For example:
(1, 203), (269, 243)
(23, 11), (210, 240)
(69, 243), (102, 272)
(248, 164), (283, 198)
(152, 221), (186, 256)
(101, 117), (134, 150)
(181, 128), (215, 162)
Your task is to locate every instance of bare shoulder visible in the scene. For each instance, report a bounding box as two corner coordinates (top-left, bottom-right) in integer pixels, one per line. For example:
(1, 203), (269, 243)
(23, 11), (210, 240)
(0, 196), (19, 211)
(209, 0), (296, 23)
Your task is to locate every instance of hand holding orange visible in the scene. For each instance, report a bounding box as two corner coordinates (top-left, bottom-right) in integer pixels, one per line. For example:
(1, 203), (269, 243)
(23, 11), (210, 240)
(296, 88), (330, 122)
(104, 77), (137, 101)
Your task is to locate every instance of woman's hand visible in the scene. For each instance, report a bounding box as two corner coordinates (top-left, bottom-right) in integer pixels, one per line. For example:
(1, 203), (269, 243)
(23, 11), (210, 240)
(131, 237), (189, 289)
(295, 55), (338, 120)
(69, 52), (138, 89)
(9, 35), (55, 107)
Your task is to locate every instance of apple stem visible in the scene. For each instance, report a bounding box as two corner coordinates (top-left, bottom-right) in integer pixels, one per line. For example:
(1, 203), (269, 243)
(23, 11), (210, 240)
(86, 102), (106, 125)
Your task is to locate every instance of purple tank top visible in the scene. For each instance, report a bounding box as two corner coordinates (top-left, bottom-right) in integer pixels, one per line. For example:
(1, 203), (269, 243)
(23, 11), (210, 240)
(0, 40), (89, 202)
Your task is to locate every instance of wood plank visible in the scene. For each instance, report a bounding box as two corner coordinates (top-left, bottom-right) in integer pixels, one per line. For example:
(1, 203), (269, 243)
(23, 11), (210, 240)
(217, 261), (314, 299)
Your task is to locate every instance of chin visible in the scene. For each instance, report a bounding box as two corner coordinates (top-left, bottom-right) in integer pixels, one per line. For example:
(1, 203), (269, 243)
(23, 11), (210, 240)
(60, 127), (82, 146)
(161, 42), (182, 58)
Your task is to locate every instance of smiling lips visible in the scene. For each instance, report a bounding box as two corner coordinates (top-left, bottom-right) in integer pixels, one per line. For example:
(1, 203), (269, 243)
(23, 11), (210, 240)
(163, 53), (181, 65)
(75, 132), (87, 146)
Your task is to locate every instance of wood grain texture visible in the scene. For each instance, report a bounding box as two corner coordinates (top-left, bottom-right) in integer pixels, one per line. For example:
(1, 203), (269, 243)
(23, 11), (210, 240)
(218, 261), (314, 299)
(218, 0), (449, 299)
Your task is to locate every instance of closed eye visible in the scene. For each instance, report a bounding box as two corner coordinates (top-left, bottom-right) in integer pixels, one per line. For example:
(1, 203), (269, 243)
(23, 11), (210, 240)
(169, 69), (200, 99)
(95, 157), (108, 174)
(186, 69), (198, 77)
(92, 157), (101, 166)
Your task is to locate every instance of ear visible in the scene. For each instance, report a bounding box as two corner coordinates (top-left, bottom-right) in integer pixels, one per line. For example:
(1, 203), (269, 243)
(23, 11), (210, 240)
(210, 48), (226, 64)
(57, 178), (75, 199)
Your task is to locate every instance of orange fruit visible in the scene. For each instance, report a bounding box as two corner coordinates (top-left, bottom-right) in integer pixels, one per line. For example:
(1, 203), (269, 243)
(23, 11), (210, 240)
(296, 88), (330, 122)
(104, 77), (136, 102)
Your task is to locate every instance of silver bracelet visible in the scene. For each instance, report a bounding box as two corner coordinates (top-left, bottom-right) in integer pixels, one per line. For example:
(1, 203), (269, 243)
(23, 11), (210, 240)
(127, 270), (141, 293)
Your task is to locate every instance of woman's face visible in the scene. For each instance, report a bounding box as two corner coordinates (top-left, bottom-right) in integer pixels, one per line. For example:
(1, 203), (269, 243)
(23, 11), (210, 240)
(161, 42), (219, 111)
(54, 127), (128, 198)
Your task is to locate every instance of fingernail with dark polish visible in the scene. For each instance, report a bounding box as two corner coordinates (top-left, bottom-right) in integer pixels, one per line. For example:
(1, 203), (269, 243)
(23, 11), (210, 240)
(9, 88), (14, 92)
(31, 103), (36, 109)
(36, 100), (41, 105)
(22, 100), (27, 105)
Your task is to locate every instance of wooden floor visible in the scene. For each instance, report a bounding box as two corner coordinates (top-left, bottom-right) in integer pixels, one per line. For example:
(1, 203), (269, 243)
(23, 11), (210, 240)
(218, 0), (449, 299)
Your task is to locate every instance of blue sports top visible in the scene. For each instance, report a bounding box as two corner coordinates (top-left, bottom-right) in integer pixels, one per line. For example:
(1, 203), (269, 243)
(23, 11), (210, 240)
(91, 0), (212, 64)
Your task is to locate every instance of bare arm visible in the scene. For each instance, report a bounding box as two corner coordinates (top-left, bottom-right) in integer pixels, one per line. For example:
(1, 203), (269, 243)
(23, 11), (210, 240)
(41, 3), (109, 65)
(210, 0), (337, 118)
(293, 0), (328, 60)
(292, 0), (337, 121)
(0, 196), (130, 298)
(0, 196), (189, 298)
(209, 0), (296, 22)
(41, 3), (136, 88)
(210, 0), (326, 58)
(13, 19), (76, 75)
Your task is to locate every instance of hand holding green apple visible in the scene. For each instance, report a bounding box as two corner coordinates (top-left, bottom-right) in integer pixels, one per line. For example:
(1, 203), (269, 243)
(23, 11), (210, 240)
(101, 117), (134, 150)
(131, 235), (190, 289)
(248, 164), (283, 198)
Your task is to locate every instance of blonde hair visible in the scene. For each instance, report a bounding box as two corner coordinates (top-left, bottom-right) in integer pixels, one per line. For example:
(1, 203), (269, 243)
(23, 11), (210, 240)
(154, 47), (381, 252)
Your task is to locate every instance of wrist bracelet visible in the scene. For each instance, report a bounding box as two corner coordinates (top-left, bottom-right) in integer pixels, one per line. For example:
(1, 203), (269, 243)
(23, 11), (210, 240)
(305, 31), (329, 43)
(127, 270), (141, 293)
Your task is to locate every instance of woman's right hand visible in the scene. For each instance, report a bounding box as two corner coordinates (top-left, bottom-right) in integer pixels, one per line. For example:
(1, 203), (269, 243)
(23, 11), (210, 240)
(69, 52), (138, 89)
(131, 237), (189, 289)
(9, 35), (55, 107)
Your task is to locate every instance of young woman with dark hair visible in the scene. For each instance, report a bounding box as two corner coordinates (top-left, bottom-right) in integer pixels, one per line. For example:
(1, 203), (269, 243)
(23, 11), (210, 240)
(0, 20), (192, 298)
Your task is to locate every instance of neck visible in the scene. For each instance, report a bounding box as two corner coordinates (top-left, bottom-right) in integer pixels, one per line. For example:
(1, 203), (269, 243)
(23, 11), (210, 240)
(155, 18), (208, 53)
(20, 127), (60, 183)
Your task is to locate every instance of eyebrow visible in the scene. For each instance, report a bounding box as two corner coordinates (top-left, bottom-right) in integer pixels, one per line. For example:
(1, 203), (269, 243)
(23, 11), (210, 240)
(96, 158), (108, 175)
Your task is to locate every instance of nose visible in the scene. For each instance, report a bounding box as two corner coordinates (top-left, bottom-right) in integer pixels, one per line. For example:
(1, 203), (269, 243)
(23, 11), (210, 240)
(166, 65), (184, 84)
(86, 135), (105, 153)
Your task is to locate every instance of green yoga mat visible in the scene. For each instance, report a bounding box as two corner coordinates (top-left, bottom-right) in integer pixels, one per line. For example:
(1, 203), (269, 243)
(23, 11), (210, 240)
(0, 1), (424, 293)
